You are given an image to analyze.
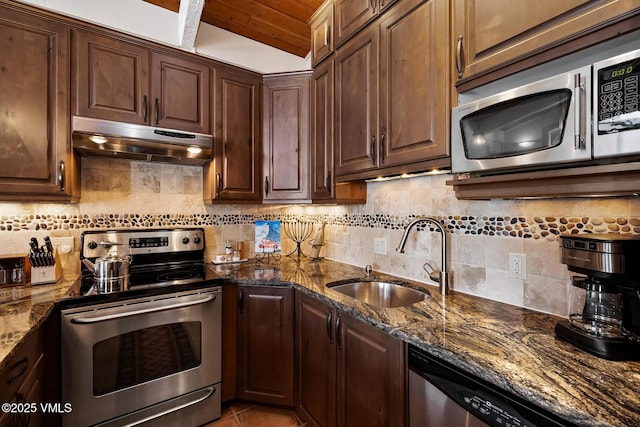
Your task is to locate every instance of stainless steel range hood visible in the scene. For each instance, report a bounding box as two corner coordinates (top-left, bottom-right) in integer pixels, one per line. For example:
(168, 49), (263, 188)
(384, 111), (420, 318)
(72, 116), (213, 166)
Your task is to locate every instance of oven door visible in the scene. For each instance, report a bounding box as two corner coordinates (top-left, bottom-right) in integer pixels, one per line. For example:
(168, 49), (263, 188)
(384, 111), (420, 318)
(451, 65), (592, 174)
(61, 288), (221, 427)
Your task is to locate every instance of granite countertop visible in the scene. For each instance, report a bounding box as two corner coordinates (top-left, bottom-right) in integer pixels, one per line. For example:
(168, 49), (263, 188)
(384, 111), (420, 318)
(0, 278), (75, 371)
(214, 257), (640, 427)
(1, 259), (638, 427)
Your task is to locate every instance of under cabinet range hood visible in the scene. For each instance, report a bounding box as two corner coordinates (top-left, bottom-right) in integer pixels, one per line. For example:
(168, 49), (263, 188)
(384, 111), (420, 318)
(72, 116), (213, 166)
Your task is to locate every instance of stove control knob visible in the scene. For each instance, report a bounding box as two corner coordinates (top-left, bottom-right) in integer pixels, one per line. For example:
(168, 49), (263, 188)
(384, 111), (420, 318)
(194, 236), (201, 244)
(88, 241), (98, 250)
(182, 237), (190, 245)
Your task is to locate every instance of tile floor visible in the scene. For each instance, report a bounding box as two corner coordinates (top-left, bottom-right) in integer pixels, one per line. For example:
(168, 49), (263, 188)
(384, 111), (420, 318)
(204, 402), (305, 427)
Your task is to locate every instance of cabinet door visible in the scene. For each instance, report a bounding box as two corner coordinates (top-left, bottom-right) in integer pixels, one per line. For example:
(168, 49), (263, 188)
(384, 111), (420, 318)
(296, 292), (337, 427)
(335, 26), (378, 177)
(0, 8), (78, 201)
(221, 283), (238, 403)
(310, 1), (335, 67)
(237, 286), (294, 406)
(311, 59), (335, 200)
(379, 0), (450, 167)
(454, 0), (640, 81)
(150, 52), (210, 134)
(262, 75), (311, 202)
(336, 312), (405, 427)
(74, 30), (150, 124)
(335, 0), (397, 46)
(206, 69), (261, 203)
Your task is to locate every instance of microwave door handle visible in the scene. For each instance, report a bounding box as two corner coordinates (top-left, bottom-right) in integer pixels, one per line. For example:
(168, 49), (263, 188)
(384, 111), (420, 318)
(574, 73), (586, 150)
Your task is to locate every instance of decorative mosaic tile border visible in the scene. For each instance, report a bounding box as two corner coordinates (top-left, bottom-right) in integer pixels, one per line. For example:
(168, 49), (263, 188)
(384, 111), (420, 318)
(2, 213), (640, 240)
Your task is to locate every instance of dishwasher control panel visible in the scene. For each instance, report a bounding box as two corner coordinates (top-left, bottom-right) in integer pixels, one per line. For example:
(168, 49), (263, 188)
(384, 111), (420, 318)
(457, 388), (532, 427)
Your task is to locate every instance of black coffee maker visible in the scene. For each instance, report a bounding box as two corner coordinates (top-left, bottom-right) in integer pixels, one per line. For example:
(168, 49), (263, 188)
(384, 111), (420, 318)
(556, 234), (640, 360)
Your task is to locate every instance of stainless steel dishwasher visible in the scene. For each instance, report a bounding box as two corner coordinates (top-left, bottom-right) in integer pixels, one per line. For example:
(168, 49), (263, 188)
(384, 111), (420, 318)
(408, 345), (577, 427)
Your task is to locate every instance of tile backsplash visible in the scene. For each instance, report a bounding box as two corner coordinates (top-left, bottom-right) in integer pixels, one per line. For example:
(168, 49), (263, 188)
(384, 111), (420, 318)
(2, 157), (640, 317)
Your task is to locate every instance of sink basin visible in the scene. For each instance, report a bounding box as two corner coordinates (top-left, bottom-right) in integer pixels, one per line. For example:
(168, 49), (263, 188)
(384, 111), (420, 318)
(327, 280), (429, 308)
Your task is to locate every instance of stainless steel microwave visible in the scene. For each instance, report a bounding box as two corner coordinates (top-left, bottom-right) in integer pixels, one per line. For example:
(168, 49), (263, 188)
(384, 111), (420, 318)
(451, 48), (640, 175)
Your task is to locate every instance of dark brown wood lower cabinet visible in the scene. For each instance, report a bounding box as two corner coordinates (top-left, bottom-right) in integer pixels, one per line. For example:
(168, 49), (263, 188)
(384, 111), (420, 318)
(296, 290), (406, 427)
(0, 323), (44, 427)
(297, 291), (337, 426)
(222, 283), (239, 403)
(237, 285), (295, 406)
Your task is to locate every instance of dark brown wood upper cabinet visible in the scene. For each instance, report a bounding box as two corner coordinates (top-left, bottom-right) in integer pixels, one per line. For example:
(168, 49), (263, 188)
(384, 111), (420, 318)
(378, 0), (450, 167)
(0, 5), (79, 202)
(310, 1), (335, 67)
(205, 68), (261, 203)
(262, 73), (311, 203)
(311, 56), (367, 204)
(334, 0), (397, 47)
(453, 0), (640, 86)
(237, 285), (295, 406)
(150, 52), (210, 133)
(335, 25), (378, 177)
(310, 58), (336, 201)
(74, 30), (210, 134)
(335, 0), (451, 181)
(73, 31), (149, 125)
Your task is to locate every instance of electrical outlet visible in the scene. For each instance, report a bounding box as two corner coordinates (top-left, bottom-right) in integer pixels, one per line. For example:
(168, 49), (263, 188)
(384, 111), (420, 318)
(50, 237), (74, 254)
(509, 253), (526, 279)
(374, 237), (387, 255)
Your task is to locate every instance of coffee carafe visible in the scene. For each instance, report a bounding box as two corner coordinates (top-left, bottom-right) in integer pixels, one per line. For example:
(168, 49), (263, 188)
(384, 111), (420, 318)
(556, 234), (640, 360)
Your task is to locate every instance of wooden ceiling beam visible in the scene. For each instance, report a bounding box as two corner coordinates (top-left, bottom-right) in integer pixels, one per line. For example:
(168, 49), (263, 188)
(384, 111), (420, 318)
(178, 0), (205, 50)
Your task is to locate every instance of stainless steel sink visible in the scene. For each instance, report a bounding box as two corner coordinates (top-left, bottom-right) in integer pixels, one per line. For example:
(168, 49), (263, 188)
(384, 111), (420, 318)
(327, 280), (429, 308)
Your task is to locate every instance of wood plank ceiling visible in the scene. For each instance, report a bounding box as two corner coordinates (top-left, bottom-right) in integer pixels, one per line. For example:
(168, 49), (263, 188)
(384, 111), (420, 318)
(144, 0), (324, 57)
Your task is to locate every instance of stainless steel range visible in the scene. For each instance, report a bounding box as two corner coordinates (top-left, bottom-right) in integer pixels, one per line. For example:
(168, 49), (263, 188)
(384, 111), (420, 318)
(60, 228), (222, 427)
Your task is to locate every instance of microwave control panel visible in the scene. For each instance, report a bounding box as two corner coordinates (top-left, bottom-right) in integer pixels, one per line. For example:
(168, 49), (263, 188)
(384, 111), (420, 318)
(597, 54), (640, 135)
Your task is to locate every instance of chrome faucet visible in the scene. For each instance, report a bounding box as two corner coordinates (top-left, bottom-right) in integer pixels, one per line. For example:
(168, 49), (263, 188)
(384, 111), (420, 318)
(396, 217), (451, 295)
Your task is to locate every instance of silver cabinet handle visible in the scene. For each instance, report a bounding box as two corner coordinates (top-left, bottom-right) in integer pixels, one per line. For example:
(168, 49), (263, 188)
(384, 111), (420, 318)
(574, 73), (586, 150)
(326, 310), (333, 343)
(142, 95), (148, 122)
(369, 0), (376, 14)
(456, 35), (464, 78)
(265, 176), (270, 196)
(70, 294), (216, 324)
(379, 130), (385, 164)
(371, 135), (377, 166)
(58, 161), (65, 192)
(215, 173), (222, 198)
(324, 22), (330, 47)
(7, 357), (28, 385)
(155, 97), (160, 125)
(336, 314), (342, 350)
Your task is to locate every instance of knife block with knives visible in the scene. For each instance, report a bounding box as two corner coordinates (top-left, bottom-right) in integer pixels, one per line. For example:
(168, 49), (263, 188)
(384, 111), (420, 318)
(28, 236), (62, 285)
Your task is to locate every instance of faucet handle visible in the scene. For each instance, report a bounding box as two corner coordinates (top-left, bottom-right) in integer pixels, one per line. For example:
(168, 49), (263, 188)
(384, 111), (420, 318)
(365, 264), (373, 276)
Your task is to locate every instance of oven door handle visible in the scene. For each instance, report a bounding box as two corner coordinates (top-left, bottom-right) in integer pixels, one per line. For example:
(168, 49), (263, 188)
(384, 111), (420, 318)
(70, 294), (216, 324)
